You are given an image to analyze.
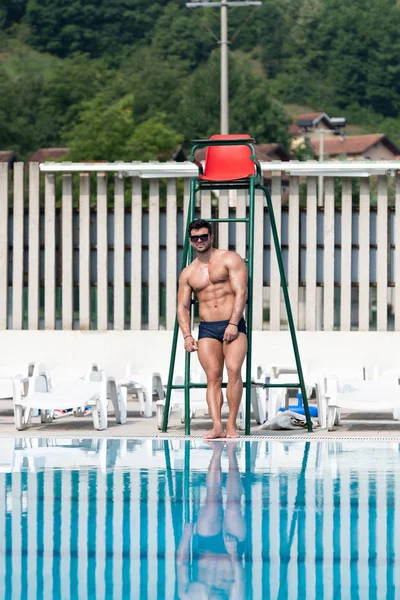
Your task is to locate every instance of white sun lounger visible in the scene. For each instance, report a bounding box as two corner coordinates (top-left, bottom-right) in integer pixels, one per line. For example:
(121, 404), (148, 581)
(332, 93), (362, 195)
(119, 364), (164, 418)
(0, 363), (35, 399)
(12, 365), (127, 431)
(156, 369), (266, 430)
(237, 381), (266, 429)
(326, 377), (400, 431)
(156, 370), (210, 429)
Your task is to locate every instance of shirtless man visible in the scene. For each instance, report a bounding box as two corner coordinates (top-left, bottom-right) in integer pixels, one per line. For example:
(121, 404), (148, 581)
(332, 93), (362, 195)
(177, 219), (248, 439)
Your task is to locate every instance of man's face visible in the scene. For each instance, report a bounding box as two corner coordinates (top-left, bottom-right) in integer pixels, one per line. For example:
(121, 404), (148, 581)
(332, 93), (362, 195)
(189, 228), (213, 253)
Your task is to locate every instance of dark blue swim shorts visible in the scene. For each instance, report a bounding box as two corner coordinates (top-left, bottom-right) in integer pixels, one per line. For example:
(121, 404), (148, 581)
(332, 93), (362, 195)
(198, 318), (247, 343)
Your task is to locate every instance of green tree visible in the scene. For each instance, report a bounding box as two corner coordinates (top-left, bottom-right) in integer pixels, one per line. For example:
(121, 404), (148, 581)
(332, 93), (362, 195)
(0, 0), (27, 30)
(118, 48), (188, 125)
(0, 68), (56, 158)
(175, 51), (290, 145)
(63, 93), (182, 161)
(127, 114), (183, 161)
(62, 93), (136, 161)
(25, 0), (171, 59)
(39, 53), (113, 132)
(284, 0), (400, 117)
(151, 4), (214, 70)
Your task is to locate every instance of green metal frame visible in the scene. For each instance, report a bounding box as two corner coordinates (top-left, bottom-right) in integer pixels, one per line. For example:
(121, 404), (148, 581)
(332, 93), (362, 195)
(162, 138), (313, 434)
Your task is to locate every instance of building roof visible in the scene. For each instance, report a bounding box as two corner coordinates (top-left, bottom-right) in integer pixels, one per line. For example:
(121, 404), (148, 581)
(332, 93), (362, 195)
(290, 112), (346, 135)
(0, 151), (16, 164)
(293, 112), (330, 126)
(28, 148), (69, 162)
(288, 123), (302, 135)
(257, 143), (291, 161)
(311, 134), (400, 157)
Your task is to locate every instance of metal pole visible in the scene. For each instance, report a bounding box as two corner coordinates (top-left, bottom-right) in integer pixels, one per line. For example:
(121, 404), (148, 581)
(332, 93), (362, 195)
(185, 1), (261, 134)
(244, 177), (256, 434)
(162, 177), (197, 432)
(220, 1), (229, 134)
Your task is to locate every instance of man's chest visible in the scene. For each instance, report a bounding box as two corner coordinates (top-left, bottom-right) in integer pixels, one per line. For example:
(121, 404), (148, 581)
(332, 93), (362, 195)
(189, 263), (229, 293)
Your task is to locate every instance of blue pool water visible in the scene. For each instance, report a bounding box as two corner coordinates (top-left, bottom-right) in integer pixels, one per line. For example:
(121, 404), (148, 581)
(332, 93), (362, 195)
(0, 437), (400, 599)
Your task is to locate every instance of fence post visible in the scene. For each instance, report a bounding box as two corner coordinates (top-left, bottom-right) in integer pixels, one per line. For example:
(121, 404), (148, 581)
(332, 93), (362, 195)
(131, 178), (142, 330)
(395, 174), (400, 331)
(253, 189), (264, 330)
(148, 179), (160, 330)
(288, 176), (300, 329)
(340, 179), (352, 331)
(12, 163), (24, 330)
(62, 174), (73, 330)
(306, 177), (317, 330)
(323, 177), (335, 331)
(377, 175), (388, 331)
(166, 179), (177, 330)
(114, 176), (125, 331)
(218, 190), (229, 250)
(28, 163), (40, 330)
(79, 174), (91, 330)
(44, 173), (56, 329)
(359, 178), (370, 331)
(0, 163), (8, 329)
(97, 173), (108, 330)
(270, 173), (282, 331)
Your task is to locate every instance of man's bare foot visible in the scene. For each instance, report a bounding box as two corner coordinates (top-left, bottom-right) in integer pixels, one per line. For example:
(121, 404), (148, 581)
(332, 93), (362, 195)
(204, 426), (226, 439)
(226, 424), (239, 438)
(203, 439), (225, 449)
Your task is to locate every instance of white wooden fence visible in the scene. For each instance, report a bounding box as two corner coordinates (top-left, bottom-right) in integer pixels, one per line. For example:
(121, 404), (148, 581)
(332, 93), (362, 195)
(1, 160), (400, 331)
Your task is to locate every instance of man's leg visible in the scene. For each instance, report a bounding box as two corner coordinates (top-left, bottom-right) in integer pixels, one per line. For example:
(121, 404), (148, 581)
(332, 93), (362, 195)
(223, 441), (246, 598)
(196, 441), (224, 536)
(198, 338), (225, 438)
(223, 333), (247, 438)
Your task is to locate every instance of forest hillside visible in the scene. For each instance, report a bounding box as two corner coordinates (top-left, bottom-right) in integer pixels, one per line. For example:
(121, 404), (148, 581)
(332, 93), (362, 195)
(1, 0), (400, 160)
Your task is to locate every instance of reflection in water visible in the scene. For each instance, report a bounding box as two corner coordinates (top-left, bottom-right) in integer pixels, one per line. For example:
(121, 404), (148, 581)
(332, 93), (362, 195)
(0, 438), (399, 598)
(177, 442), (245, 600)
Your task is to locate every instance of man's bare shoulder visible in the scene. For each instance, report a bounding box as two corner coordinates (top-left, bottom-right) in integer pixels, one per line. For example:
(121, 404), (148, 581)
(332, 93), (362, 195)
(179, 261), (198, 281)
(220, 250), (246, 267)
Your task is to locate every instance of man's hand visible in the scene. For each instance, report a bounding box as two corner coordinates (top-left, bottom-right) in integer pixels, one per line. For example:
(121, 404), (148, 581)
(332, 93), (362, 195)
(184, 335), (198, 353)
(223, 323), (239, 343)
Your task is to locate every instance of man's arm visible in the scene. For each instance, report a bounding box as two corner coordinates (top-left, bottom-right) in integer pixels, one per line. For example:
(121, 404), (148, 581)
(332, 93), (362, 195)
(224, 253), (248, 343)
(177, 269), (198, 352)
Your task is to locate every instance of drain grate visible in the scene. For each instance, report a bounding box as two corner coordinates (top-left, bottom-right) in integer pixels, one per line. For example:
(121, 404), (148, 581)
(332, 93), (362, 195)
(5, 433), (400, 442)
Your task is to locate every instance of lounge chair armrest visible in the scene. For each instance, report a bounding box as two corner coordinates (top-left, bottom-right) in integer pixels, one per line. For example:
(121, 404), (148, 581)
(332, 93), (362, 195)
(250, 154), (262, 179)
(12, 376), (28, 403)
(188, 154), (204, 175)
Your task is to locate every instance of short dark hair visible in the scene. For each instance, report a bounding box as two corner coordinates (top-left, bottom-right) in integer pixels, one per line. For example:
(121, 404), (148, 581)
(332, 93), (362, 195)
(188, 218), (212, 236)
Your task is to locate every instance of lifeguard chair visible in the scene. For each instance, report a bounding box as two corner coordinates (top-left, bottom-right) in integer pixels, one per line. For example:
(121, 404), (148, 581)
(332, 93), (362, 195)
(162, 134), (312, 434)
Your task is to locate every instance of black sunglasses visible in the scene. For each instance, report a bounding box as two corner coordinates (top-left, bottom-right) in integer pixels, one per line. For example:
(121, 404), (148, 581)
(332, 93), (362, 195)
(189, 233), (210, 243)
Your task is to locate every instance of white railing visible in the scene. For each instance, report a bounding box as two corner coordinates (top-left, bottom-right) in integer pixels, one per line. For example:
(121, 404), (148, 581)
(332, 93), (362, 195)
(0, 160), (399, 331)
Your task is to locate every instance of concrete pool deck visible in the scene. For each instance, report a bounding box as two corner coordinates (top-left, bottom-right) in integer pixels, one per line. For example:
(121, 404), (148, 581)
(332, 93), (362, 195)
(1, 398), (400, 438)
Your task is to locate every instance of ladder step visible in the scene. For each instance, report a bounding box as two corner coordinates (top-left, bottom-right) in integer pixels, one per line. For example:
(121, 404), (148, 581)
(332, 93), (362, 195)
(208, 218), (249, 223)
(171, 382), (253, 390)
(264, 383), (301, 388)
(169, 382), (301, 390)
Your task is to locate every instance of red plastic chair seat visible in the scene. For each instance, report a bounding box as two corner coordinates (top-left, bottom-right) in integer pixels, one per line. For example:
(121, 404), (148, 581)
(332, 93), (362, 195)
(199, 134), (256, 182)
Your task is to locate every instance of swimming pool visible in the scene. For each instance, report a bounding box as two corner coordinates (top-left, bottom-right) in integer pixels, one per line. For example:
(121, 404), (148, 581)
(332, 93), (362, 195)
(0, 437), (399, 599)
